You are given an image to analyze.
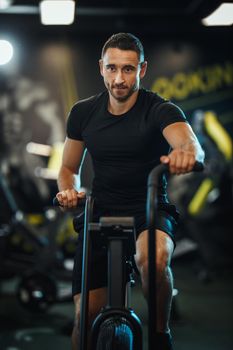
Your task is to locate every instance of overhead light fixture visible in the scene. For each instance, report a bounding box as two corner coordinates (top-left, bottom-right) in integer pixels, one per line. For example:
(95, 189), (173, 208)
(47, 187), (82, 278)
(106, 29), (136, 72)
(0, 39), (13, 65)
(40, 0), (75, 25)
(0, 0), (13, 10)
(202, 3), (233, 26)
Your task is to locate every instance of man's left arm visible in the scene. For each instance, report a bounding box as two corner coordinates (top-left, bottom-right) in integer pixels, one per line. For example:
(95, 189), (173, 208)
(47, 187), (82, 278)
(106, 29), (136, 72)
(161, 122), (205, 174)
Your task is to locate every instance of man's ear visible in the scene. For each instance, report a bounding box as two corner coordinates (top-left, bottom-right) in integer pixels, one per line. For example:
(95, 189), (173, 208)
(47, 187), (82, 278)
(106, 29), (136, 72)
(140, 61), (148, 79)
(99, 59), (104, 76)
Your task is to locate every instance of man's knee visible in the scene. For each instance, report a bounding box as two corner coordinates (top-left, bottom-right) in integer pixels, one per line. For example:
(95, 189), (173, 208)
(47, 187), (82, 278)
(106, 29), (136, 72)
(135, 229), (174, 283)
(136, 252), (171, 283)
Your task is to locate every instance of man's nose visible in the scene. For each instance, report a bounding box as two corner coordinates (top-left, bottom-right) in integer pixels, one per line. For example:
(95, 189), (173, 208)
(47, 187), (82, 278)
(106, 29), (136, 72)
(114, 70), (124, 84)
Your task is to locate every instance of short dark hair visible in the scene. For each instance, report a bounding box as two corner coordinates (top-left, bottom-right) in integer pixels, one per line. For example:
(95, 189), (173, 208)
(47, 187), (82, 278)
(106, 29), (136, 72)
(101, 33), (144, 62)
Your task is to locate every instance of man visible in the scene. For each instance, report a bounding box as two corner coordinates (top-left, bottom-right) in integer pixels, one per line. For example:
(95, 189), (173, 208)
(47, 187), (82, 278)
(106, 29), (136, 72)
(56, 33), (205, 350)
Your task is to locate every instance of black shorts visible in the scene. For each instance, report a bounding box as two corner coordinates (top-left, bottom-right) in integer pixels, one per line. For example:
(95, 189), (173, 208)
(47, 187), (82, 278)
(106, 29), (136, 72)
(72, 202), (179, 296)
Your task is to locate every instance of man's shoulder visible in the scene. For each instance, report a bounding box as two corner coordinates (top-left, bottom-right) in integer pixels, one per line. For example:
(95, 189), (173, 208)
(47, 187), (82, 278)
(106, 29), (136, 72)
(71, 91), (106, 112)
(139, 89), (187, 128)
(141, 88), (183, 112)
(140, 88), (167, 106)
(66, 91), (107, 138)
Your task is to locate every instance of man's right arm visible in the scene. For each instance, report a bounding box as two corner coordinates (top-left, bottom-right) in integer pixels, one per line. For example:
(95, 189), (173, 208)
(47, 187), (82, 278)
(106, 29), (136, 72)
(56, 137), (85, 207)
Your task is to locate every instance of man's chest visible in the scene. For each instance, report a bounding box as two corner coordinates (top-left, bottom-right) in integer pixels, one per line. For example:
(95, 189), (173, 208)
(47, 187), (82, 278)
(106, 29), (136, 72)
(82, 112), (159, 161)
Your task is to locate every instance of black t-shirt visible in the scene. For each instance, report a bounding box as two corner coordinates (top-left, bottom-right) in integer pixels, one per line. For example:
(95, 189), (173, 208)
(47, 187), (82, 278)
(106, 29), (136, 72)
(67, 88), (188, 210)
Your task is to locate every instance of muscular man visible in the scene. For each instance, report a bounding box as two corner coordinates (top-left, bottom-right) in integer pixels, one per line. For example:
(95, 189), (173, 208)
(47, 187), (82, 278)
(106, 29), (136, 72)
(56, 33), (205, 350)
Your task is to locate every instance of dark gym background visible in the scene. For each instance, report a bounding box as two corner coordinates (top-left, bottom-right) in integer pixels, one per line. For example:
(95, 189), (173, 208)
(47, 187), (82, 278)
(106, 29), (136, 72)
(0, 1), (232, 349)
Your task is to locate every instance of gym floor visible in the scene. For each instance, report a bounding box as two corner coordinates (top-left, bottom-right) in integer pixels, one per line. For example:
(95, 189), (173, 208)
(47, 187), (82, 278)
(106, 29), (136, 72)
(0, 254), (232, 350)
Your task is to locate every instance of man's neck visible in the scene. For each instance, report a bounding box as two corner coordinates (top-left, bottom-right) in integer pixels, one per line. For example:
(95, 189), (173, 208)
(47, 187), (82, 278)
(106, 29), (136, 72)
(108, 90), (139, 116)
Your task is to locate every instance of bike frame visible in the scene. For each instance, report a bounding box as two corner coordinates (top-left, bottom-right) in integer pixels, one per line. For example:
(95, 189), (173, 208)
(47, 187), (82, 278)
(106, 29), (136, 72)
(79, 198), (143, 350)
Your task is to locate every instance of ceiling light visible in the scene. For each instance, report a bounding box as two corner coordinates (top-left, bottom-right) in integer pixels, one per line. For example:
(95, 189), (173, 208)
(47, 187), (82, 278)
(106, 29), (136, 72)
(0, 0), (13, 10)
(202, 3), (233, 26)
(40, 0), (75, 25)
(0, 39), (13, 65)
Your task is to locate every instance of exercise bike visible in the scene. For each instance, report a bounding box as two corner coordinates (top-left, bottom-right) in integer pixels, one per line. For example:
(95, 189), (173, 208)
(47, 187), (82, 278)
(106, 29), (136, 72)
(55, 161), (203, 349)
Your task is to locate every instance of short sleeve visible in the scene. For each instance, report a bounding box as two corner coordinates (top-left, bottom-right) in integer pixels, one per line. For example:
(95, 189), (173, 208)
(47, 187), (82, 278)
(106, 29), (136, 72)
(155, 102), (189, 131)
(66, 104), (83, 141)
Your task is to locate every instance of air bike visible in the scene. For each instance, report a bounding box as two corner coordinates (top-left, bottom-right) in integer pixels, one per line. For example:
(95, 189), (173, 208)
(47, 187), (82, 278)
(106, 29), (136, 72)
(54, 161), (203, 349)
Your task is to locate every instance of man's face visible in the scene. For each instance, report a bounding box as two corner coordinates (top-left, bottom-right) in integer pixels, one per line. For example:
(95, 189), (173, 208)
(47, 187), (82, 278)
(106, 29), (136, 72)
(99, 48), (147, 102)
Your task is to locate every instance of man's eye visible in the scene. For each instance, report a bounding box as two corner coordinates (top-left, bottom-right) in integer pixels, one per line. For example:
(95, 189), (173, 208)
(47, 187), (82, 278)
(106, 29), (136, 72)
(107, 66), (115, 72)
(124, 67), (134, 73)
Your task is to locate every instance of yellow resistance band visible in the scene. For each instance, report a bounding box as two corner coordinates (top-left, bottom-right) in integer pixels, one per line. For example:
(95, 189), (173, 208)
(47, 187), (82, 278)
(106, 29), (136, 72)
(204, 111), (233, 161)
(188, 178), (214, 216)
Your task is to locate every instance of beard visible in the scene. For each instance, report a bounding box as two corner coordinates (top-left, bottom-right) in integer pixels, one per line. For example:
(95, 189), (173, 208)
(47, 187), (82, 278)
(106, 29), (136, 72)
(107, 82), (138, 102)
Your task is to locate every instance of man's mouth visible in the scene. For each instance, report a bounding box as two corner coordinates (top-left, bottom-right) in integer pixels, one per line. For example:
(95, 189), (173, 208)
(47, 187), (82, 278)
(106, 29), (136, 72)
(113, 86), (127, 90)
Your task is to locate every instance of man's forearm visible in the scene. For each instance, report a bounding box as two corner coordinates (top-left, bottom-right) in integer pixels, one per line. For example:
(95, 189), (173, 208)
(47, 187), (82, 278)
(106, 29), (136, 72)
(57, 166), (76, 192)
(163, 122), (205, 164)
(179, 139), (205, 162)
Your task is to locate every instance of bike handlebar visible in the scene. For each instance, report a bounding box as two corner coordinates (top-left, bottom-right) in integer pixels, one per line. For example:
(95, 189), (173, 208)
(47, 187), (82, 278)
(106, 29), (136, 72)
(148, 161), (204, 187)
(53, 162), (204, 207)
(53, 196), (86, 207)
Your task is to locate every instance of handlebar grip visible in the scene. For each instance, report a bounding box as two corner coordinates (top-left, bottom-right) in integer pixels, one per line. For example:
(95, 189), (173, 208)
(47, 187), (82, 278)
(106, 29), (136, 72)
(148, 161), (204, 187)
(53, 197), (60, 206)
(192, 161), (204, 172)
(53, 196), (86, 207)
(162, 160), (204, 172)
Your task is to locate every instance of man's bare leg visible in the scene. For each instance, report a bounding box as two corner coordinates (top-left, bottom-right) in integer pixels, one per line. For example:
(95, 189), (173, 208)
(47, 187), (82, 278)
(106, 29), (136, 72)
(72, 287), (107, 350)
(135, 229), (174, 348)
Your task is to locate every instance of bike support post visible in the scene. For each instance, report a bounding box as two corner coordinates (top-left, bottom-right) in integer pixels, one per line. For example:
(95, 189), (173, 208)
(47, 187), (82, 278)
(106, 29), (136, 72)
(147, 164), (167, 350)
(79, 196), (94, 350)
